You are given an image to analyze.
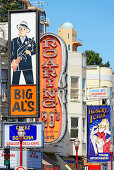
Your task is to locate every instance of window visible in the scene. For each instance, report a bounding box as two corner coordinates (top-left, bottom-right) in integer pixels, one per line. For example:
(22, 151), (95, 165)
(19, 2), (25, 9)
(1, 69), (8, 101)
(70, 117), (78, 138)
(113, 127), (114, 145)
(82, 78), (86, 101)
(82, 118), (86, 142)
(82, 78), (85, 89)
(40, 24), (44, 33)
(68, 33), (69, 39)
(73, 35), (77, 41)
(112, 93), (114, 111)
(40, 11), (45, 21)
(71, 77), (79, 99)
(102, 99), (107, 105)
(68, 44), (70, 51)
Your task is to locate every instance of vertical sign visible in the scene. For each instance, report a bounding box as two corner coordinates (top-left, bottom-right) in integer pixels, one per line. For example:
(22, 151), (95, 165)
(87, 105), (111, 162)
(40, 33), (67, 143)
(9, 10), (40, 117)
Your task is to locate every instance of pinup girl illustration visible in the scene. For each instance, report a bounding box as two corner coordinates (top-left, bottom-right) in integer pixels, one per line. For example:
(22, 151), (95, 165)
(11, 21), (36, 85)
(90, 119), (111, 155)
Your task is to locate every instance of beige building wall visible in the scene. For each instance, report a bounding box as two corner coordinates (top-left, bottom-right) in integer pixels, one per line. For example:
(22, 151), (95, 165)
(86, 66), (112, 106)
(44, 51), (86, 157)
(56, 23), (87, 157)
(45, 24), (86, 157)
(58, 22), (82, 52)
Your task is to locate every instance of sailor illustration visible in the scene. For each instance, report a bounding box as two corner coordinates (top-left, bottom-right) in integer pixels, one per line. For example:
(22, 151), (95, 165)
(11, 21), (36, 85)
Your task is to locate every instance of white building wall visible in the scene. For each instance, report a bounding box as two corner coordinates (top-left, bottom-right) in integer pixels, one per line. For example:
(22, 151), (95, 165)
(43, 51), (86, 157)
(67, 51), (86, 156)
(0, 23), (8, 40)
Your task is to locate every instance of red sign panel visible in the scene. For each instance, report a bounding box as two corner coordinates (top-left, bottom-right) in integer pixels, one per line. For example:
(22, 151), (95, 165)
(15, 167), (26, 170)
(40, 33), (67, 143)
(88, 165), (101, 170)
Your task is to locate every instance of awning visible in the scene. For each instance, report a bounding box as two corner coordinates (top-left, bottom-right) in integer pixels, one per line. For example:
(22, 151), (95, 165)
(43, 154), (60, 170)
(43, 153), (72, 170)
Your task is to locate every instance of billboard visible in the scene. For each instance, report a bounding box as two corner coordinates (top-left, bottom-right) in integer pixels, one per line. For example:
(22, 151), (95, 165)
(0, 150), (17, 168)
(40, 33), (67, 143)
(87, 105), (111, 162)
(90, 88), (108, 99)
(8, 10), (40, 117)
(3, 122), (44, 148)
(0, 150), (42, 169)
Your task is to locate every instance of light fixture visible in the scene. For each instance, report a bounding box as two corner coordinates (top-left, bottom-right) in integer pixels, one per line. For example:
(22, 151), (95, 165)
(17, 126), (25, 138)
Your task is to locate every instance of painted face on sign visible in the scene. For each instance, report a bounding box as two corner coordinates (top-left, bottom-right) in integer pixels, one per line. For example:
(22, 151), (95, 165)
(18, 26), (28, 37)
(101, 119), (107, 128)
(99, 119), (109, 129)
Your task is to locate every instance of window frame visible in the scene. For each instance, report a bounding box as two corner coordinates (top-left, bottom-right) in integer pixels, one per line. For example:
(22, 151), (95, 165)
(1, 69), (8, 101)
(70, 76), (79, 100)
(68, 33), (69, 39)
(70, 117), (79, 139)
(68, 44), (70, 51)
(82, 118), (86, 143)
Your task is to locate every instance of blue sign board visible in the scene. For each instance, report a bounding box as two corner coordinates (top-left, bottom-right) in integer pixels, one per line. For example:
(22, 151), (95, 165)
(27, 151), (42, 169)
(87, 105), (111, 162)
(9, 125), (37, 141)
(3, 122), (44, 148)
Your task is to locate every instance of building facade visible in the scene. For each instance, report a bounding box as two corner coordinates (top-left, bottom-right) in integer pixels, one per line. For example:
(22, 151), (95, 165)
(86, 65), (112, 106)
(58, 22), (82, 51)
(0, 2), (113, 168)
(86, 65), (113, 169)
(0, 0), (49, 41)
(112, 72), (114, 145)
(46, 22), (86, 169)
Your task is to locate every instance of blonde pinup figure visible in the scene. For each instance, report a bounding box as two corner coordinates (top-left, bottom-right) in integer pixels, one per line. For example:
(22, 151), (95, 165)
(90, 119), (111, 155)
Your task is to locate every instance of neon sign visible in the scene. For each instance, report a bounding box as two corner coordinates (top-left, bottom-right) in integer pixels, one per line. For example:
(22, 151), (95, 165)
(40, 33), (67, 143)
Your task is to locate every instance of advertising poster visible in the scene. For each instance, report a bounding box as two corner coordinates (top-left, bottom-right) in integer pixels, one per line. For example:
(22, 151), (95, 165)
(0, 150), (42, 169)
(8, 10), (40, 117)
(3, 122), (44, 148)
(90, 88), (108, 99)
(40, 33), (67, 143)
(87, 105), (111, 162)
(0, 150), (17, 168)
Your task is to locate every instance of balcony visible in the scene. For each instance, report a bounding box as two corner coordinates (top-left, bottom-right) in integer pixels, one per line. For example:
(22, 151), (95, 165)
(44, 18), (50, 26)
(72, 38), (83, 46)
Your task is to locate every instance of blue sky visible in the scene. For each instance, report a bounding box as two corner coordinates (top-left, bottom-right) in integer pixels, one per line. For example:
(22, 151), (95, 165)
(30, 0), (114, 70)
